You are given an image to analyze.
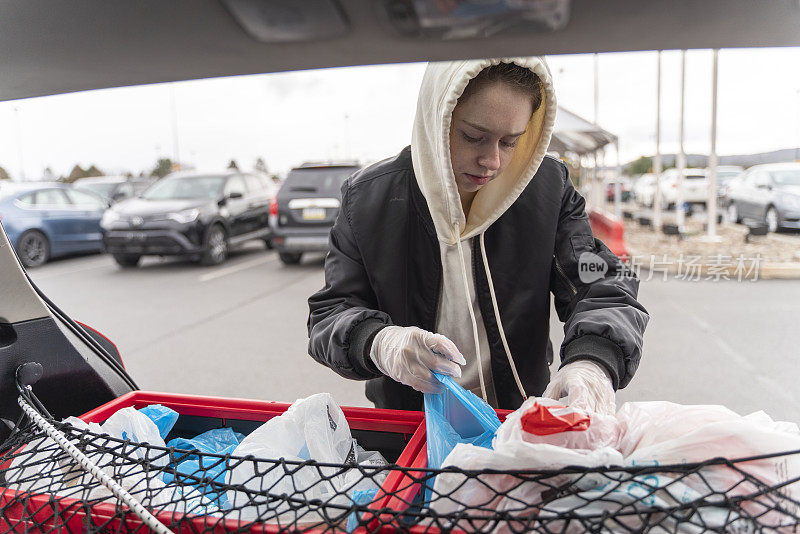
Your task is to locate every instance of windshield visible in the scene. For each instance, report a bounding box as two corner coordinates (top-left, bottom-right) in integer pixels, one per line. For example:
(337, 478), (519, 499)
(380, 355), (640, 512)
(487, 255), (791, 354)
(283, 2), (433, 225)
(284, 168), (357, 192)
(770, 170), (800, 186)
(141, 176), (226, 200)
(75, 182), (117, 198)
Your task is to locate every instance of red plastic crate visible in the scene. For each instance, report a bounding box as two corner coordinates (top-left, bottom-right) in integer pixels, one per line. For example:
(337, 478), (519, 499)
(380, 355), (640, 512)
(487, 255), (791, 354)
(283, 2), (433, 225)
(0, 391), (426, 533)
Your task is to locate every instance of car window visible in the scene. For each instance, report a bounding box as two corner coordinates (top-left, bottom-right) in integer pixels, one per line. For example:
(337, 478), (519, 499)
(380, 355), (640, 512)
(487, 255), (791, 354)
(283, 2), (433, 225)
(770, 170), (800, 186)
(116, 182), (134, 197)
(244, 174), (264, 193)
(224, 175), (247, 197)
(283, 167), (358, 193)
(65, 189), (107, 209)
(34, 189), (70, 207)
(753, 172), (771, 187)
(76, 182), (117, 198)
(142, 176), (226, 200)
(16, 193), (35, 205)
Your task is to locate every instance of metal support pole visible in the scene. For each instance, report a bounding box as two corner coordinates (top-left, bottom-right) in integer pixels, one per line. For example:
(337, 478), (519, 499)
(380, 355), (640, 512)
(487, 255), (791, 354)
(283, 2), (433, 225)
(707, 49), (720, 239)
(169, 84), (180, 170)
(614, 140), (622, 219)
(653, 51), (663, 231)
(676, 50), (687, 229)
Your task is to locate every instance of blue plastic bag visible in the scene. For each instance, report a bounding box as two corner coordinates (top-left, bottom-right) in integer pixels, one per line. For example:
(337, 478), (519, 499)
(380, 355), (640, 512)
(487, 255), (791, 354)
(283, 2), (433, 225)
(424, 372), (501, 470)
(165, 427), (245, 508)
(138, 404), (179, 440)
(345, 487), (379, 532)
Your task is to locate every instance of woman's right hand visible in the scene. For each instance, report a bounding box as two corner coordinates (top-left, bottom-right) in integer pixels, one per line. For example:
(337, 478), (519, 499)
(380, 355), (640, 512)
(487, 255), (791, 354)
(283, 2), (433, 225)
(369, 326), (466, 393)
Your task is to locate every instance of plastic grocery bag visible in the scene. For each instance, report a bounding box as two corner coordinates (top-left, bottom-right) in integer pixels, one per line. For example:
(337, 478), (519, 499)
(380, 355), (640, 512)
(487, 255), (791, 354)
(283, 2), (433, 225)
(429, 441), (622, 530)
(494, 397), (621, 451)
(617, 401), (800, 529)
(165, 427), (245, 508)
(225, 393), (382, 522)
(424, 372), (501, 470)
(139, 404), (179, 440)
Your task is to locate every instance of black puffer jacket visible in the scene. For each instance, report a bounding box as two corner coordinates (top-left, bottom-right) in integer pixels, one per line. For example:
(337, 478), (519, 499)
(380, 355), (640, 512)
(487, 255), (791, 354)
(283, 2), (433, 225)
(308, 146), (648, 411)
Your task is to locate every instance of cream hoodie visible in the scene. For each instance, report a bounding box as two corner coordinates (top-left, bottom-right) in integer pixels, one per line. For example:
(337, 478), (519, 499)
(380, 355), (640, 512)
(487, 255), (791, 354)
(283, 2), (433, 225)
(410, 57), (557, 406)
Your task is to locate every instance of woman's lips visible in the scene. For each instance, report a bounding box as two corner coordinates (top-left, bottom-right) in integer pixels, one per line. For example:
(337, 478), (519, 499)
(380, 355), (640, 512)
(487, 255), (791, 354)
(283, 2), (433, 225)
(465, 173), (492, 185)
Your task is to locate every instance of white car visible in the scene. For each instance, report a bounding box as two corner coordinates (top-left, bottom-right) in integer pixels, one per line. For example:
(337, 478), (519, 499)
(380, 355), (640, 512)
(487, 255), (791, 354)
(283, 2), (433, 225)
(658, 168), (709, 210)
(633, 173), (657, 207)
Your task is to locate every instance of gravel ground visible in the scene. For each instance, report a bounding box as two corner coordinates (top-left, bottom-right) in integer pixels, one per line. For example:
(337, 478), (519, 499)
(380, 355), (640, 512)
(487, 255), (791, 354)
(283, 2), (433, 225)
(618, 206), (800, 279)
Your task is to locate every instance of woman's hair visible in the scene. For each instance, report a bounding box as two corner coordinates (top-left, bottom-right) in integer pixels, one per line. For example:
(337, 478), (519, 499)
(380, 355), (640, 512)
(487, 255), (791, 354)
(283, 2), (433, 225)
(458, 62), (543, 112)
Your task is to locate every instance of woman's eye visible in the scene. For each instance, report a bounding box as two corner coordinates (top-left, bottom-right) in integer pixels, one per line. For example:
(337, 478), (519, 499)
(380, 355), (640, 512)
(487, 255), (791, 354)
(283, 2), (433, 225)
(501, 139), (518, 148)
(462, 132), (482, 143)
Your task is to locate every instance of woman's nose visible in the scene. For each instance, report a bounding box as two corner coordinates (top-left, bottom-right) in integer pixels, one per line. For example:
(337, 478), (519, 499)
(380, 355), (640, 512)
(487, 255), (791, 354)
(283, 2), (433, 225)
(477, 145), (501, 172)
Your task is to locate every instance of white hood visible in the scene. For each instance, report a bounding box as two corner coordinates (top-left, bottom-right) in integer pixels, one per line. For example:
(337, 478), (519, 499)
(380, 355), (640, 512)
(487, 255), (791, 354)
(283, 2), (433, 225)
(411, 57), (557, 245)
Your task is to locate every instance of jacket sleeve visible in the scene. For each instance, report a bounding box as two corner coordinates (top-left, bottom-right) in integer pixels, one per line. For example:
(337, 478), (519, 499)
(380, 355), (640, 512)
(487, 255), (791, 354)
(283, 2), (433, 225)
(307, 180), (392, 380)
(550, 165), (649, 389)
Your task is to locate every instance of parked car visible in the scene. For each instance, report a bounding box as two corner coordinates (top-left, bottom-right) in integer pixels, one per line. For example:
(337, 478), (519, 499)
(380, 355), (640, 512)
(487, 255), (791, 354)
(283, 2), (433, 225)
(604, 178), (632, 202)
(73, 175), (153, 203)
(271, 162), (361, 265)
(0, 182), (108, 267)
(725, 162), (800, 232)
(658, 168), (708, 210)
(101, 171), (276, 267)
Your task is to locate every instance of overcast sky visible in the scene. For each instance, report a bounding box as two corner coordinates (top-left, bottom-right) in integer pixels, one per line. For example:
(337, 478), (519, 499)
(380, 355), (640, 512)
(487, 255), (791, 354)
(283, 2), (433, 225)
(1, 48), (799, 180)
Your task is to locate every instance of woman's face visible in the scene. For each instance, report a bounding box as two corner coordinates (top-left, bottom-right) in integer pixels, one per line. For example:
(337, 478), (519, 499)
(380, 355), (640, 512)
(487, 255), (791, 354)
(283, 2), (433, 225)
(449, 80), (533, 196)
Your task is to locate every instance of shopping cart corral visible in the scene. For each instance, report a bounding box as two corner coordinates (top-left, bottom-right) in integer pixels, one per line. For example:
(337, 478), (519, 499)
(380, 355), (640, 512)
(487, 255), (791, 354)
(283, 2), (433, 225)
(2, 363), (799, 533)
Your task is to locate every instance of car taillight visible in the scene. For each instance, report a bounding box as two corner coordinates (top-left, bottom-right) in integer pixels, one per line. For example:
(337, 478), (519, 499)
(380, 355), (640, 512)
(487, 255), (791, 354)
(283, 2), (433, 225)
(269, 196), (278, 216)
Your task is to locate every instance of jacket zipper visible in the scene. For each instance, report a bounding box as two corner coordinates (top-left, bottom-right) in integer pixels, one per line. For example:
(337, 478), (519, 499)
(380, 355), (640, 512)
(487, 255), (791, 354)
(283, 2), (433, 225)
(553, 254), (578, 297)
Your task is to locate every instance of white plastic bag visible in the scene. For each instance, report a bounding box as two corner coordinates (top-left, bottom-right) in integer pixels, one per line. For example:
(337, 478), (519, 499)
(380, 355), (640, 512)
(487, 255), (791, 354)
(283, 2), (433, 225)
(494, 397), (621, 451)
(618, 401), (800, 530)
(430, 440), (623, 531)
(225, 393), (364, 522)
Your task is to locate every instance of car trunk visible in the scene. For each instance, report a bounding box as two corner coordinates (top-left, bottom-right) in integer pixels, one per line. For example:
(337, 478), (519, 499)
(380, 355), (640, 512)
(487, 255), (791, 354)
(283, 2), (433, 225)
(276, 166), (359, 229)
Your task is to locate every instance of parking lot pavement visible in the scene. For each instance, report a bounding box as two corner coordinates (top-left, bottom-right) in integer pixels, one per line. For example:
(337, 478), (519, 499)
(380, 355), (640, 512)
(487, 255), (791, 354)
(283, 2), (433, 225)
(29, 245), (800, 423)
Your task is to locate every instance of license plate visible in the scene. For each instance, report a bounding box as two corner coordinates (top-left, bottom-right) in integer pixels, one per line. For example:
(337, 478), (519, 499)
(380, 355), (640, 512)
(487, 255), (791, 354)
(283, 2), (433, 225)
(302, 208), (326, 220)
(124, 232), (147, 241)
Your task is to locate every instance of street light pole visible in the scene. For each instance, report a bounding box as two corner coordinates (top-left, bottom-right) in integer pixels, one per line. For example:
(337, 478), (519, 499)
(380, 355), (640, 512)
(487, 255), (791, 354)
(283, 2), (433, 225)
(653, 51), (663, 231)
(676, 50), (687, 230)
(706, 49), (720, 240)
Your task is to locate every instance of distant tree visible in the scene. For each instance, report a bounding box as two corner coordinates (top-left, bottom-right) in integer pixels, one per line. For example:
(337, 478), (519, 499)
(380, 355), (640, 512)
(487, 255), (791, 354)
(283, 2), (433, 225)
(0, 166), (10, 180)
(66, 164), (86, 183)
(227, 159), (239, 170)
(626, 156), (652, 175)
(42, 167), (57, 181)
(254, 157), (268, 174)
(151, 158), (174, 178)
(85, 164), (103, 177)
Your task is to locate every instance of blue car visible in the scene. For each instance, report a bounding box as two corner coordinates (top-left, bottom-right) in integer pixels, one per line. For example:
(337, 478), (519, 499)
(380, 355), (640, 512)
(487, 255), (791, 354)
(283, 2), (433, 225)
(0, 182), (109, 267)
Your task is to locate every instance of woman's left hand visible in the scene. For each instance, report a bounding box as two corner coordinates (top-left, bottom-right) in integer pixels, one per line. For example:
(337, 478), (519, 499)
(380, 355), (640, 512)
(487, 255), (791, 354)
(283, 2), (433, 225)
(543, 360), (616, 415)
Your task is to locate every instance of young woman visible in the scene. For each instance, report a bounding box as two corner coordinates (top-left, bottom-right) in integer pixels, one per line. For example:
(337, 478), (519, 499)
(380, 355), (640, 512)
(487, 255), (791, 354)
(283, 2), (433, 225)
(307, 57), (648, 414)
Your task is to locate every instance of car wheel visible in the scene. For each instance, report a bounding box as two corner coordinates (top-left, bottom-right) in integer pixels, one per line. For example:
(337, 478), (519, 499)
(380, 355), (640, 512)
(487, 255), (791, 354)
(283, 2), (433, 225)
(727, 202), (741, 224)
(201, 224), (228, 265)
(16, 230), (50, 268)
(112, 253), (141, 268)
(279, 252), (302, 265)
(765, 206), (780, 233)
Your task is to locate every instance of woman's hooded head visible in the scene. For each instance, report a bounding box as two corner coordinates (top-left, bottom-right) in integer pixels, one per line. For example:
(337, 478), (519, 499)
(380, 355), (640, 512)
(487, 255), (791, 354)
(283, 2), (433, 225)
(411, 57), (557, 245)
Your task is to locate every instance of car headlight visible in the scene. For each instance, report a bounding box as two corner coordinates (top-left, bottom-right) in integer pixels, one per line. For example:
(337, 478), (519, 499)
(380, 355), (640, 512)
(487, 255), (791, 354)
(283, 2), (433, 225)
(100, 210), (120, 227)
(167, 208), (200, 224)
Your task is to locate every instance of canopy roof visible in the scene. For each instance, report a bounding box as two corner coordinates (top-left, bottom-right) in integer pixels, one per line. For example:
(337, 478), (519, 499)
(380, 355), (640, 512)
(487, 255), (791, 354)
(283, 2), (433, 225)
(550, 107), (617, 155)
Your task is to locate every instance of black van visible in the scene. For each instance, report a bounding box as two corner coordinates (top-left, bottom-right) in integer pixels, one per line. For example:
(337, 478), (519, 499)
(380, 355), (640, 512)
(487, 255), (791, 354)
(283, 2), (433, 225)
(271, 162), (361, 265)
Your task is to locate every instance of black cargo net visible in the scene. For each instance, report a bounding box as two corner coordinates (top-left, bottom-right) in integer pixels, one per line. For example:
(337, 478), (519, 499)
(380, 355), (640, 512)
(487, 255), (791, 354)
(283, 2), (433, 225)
(1, 418), (800, 533)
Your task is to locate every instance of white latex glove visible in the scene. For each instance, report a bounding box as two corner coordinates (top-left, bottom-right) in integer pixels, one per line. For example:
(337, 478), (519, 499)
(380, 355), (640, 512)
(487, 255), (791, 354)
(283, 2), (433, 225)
(542, 360), (616, 415)
(369, 326), (466, 394)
